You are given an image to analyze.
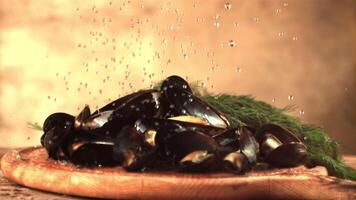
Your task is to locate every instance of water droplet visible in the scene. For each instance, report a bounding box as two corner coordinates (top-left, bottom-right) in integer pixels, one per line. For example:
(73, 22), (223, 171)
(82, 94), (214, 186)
(299, 109), (305, 115)
(283, 2), (289, 7)
(288, 95), (294, 101)
(235, 67), (242, 73)
(278, 32), (285, 37)
(214, 21), (221, 28)
(276, 9), (282, 14)
(253, 17), (260, 23)
(228, 40), (236, 47)
(272, 98), (276, 102)
(292, 36), (298, 41)
(224, 2), (232, 10)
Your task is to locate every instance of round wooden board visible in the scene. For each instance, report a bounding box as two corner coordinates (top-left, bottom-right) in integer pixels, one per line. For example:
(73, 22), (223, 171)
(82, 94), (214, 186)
(1, 147), (355, 199)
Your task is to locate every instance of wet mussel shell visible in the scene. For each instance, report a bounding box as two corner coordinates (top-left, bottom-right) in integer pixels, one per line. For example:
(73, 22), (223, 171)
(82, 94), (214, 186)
(161, 86), (230, 128)
(223, 151), (250, 174)
(91, 90), (155, 116)
(113, 126), (156, 171)
(221, 127), (258, 173)
(77, 90), (161, 138)
(164, 130), (219, 171)
(74, 105), (91, 129)
(63, 131), (116, 167)
(41, 112), (75, 146)
(255, 124), (307, 167)
(42, 126), (71, 160)
(160, 75), (193, 94)
(238, 127), (259, 165)
(135, 118), (226, 144)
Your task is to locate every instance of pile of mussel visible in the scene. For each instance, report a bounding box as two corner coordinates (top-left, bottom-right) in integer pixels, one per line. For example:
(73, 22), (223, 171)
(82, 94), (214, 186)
(41, 75), (307, 173)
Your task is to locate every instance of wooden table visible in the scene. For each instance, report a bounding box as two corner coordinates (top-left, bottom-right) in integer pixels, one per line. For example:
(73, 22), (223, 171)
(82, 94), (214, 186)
(0, 148), (355, 200)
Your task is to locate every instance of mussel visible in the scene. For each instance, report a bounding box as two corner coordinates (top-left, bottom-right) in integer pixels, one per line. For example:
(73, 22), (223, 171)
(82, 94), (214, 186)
(160, 75), (230, 128)
(221, 127), (259, 173)
(40, 75), (307, 174)
(41, 112), (75, 146)
(113, 126), (156, 171)
(63, 132), (116, 167)
(255, 124), (307, 167)
(75, 89), (161, 138)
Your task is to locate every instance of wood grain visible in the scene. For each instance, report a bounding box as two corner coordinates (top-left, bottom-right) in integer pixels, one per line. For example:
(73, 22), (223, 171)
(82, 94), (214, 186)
(1, 147), (356, 199)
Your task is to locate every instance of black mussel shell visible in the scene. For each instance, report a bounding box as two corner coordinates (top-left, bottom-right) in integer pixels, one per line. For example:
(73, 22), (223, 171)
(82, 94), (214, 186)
(179, 150), (217, 172)
(255, 124), (307, 167)
(161, 86), (230, 128)
(91, 90), (154, 116)
(113, 126), (156, 171)
(238, 127), (259, 166)
(213, 128), (241, 149)
(159, 75), (192, 119)
(63, 131), (116, 167)
(42, 112), (74, 145)
(77, 90), (161, 138)
(223, 151), (250, 174)
(42, 126), (71, 160)
(74, 105), (91, 129)
(134, 118), (226, 148)
(163, 130), (219, 171)
(160, 75), (193, 94)
(220, 127), (258, 173)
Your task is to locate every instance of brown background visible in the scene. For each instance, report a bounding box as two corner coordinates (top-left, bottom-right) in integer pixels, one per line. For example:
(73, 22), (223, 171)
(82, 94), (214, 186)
(0, 0), (355, 154)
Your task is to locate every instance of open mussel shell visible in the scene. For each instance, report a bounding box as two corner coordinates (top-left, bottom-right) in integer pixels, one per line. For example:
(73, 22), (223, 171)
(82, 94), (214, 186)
(113, 126), (156, 171)
(41, 112), (74, 146)
(63, 132), (116, 167)
(161, 86), (230, 128)
(77, 90), (161, 138)
(255, 124), (307, 167)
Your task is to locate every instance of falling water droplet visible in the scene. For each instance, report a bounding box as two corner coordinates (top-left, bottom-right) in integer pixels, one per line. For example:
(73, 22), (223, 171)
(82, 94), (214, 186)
(288, 95), (294, 101)
(299, 109), (305, 115)
(235, 67), (242, 73)
(228, 40), (236, 47)
(214, 21), (220, 28)
(224, 2), (232, 10)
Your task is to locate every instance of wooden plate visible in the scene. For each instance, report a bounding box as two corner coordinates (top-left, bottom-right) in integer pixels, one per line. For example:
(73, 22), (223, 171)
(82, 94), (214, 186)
(1, 147), (355, 199)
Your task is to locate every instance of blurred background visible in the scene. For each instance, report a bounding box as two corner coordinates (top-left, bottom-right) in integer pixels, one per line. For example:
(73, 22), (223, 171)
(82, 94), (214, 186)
(0, 0), (355, 154)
